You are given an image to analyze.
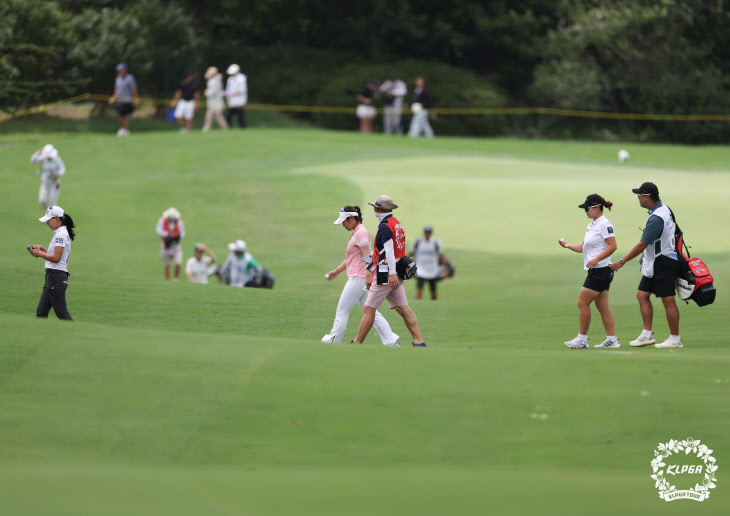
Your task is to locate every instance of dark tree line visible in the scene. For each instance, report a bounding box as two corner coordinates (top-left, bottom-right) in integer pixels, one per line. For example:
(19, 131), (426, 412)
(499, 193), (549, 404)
(2, 0), (729, 141)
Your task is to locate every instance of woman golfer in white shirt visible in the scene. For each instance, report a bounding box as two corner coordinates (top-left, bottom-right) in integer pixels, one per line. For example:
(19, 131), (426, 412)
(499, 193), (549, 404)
(28, 205), (75, 320)
(559, 194), (619, 349)
(322, 206), (400, 346)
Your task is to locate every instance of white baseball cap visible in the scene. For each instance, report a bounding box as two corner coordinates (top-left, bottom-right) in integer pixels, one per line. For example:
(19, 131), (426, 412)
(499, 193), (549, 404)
(333, 208), (359, 225)
(227, 64), (240, 75)
(39, 205), (64, 222)
(228, 239), (247, 252)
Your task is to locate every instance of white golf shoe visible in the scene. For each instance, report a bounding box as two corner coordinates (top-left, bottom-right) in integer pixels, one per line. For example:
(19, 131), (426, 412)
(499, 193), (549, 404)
(564, 336), (588, 349)
(629, 332), (656, 347)
(656, 336), (683, 348)
(595, 338), (620, 349)
(321, 334), (338, 343)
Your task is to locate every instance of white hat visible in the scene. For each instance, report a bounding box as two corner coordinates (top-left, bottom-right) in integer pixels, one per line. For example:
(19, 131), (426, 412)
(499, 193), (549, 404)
(228, 239), (247, 252)
(39, 205), (64, 222)
(204, 66), (218, 80)
(333, 208), (359, 225)
(163, 207), (181, 220)
(227, 64), (240, 75)
(39, 144), (58, 160)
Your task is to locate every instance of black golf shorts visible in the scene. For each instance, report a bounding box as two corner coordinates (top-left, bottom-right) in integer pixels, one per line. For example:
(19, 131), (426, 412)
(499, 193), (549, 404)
(116, 102), (135, 116)
(583, 266), (614, 292)
(638, 255), (680, 298)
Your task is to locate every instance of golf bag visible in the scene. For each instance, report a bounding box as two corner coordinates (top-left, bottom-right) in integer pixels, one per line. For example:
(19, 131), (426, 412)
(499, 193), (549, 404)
(256, 268), (275, 289)
(439, 257), (455, 280)
(396, 256), (418, 280)
(671, 209), (716, 306)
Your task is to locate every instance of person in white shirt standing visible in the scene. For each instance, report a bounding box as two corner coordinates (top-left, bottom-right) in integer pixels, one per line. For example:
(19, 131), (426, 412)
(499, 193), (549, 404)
(559, 194), (619, 349)
(28, 205), (75, 321)
(30, 144), (66, 208)
(185, 243), (217, 284)
(379, 74), (407, 135)
(225, 64), (248, 128)
(156, 207), (186, 281)
(408, 225), (449, 300)
(202, 66), (229, 132)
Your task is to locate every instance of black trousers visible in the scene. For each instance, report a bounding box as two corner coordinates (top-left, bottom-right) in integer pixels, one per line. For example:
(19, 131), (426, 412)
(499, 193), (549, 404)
(36, 270), (73, 321)
(226, 107), (246, 128)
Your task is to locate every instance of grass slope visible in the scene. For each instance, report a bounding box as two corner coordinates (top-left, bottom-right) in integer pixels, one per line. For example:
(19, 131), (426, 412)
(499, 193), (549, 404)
(1, 128), (728, 515)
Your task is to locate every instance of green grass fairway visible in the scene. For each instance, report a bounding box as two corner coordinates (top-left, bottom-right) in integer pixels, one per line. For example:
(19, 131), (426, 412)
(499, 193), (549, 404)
(1, 128), (728, 515)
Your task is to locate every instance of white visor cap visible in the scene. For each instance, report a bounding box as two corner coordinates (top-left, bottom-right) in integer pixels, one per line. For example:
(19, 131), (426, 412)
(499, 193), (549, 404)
(334, 211), (359, 225)
(39, 205), (64, 222)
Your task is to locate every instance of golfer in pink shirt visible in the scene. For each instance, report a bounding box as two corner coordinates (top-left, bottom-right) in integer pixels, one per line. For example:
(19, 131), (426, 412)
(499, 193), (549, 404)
(321, 205), (400, 346)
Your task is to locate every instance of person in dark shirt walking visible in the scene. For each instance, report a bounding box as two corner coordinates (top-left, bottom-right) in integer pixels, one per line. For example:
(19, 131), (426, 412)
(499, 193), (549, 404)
(170, 71), (200, 133)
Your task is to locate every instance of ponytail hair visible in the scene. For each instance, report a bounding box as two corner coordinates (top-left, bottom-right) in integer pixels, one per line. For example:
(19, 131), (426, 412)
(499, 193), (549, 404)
(61, 213), (76, 241)
(343, 205), (363, 223)
(603, 200), (613, 211)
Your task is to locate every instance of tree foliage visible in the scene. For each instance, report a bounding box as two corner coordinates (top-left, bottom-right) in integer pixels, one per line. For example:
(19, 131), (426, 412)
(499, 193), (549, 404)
(2, 0), (729, 141)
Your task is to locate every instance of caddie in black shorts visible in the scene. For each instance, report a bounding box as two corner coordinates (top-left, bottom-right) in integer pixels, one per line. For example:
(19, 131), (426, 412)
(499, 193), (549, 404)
(583, 266), (614, 292)
(637, 255), (680, 298)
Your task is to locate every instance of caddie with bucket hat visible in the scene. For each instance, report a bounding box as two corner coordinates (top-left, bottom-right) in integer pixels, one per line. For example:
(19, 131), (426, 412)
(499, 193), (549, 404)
(351, 195), (428, 347)
(30, 144), (66, 208)
(155, 207), (186, 280)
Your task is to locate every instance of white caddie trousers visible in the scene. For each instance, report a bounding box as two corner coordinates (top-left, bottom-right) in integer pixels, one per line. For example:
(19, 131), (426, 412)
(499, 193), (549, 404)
(328, 276), (397, 344)
(39, 179), (60, 206)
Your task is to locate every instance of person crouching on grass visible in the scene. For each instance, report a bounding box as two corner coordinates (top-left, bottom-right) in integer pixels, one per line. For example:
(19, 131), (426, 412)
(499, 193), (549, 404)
(28, 206), (75, 321)
(156, 207), (185, 281)
(351, 195), (427, 347)
(559, 194), (619, 349)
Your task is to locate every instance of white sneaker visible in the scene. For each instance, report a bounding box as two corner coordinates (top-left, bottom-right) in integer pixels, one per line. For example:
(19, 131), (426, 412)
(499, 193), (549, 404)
(656, 336), (683, 348)
(321, 334), (337, 343)
(564, 336), (588, 349)
(384, 333), (400, 347)
(595, 338), (620, 349)
(629, 332), (656, 347)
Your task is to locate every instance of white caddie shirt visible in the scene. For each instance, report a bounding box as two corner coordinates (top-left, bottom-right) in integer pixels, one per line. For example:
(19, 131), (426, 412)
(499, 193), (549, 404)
(583, 215), (615, 270)
(45, 225), (71, 272)
(410, 237), (443, 279)
(185, 255), (212, 284)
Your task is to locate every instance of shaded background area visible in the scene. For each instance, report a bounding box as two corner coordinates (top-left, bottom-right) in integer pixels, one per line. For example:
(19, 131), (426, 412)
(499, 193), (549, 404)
(2, 0), (730, 142)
